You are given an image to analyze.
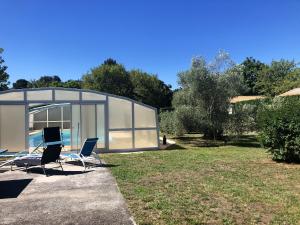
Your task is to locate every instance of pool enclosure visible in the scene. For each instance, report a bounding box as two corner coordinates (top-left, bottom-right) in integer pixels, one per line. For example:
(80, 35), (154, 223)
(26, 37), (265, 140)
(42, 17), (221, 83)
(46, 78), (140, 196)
(0, 88), (159, 152)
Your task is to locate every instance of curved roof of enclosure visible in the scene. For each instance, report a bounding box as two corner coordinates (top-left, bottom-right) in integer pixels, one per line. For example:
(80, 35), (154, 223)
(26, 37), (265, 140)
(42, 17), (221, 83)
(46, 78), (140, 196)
(0, 88), (157, 110)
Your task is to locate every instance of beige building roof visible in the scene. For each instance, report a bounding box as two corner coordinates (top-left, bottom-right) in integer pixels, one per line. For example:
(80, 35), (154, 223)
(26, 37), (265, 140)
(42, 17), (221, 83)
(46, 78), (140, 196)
(230, 95), (266, 104)
(278, 88), (300, 97)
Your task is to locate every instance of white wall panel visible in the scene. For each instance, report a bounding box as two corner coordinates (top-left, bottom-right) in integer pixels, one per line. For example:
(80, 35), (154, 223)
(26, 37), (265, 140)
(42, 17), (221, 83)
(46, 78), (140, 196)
(134, 104), (156, 128)
(134, 130), (158, 148)
(82, 92), (106, 101)
(108, 97), (132, 129)
(81, 105), (96, 141)
(27, 90), (52, 101)
(55, 90), (79, 101)
(0, 92), (24, 101)
(0, 105), (26, 152)
(109, 131), (133, 149)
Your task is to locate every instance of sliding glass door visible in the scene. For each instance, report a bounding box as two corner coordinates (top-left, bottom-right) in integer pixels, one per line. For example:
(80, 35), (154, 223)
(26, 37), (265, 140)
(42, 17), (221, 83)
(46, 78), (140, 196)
(71, 104), (105, 150)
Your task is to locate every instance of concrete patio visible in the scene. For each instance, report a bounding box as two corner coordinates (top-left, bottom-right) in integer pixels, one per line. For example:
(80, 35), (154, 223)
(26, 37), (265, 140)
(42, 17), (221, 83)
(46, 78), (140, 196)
(0, 163), (135, 225)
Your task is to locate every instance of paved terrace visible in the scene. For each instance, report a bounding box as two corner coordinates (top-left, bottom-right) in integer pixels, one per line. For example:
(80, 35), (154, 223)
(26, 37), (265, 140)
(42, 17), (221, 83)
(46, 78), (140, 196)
(0, 163), (135, 225)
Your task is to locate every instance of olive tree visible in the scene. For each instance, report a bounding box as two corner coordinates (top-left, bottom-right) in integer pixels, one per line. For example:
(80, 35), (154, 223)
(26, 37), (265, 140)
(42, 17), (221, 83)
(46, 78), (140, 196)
(160, 51), (244, 139)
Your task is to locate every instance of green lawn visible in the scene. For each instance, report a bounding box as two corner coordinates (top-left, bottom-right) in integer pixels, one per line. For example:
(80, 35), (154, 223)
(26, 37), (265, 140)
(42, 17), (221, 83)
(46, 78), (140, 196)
(103, 135), (300, 225)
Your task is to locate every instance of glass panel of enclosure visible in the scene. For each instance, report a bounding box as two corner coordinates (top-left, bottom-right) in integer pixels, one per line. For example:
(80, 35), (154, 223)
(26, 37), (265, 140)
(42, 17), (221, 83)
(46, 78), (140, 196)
(71, 104), (81, 150)
(109, 97), (132, 129)
(109, 131), (133, 149)
(70, 104), (105, 150)
(135, 129), (158, 148)
(81, 105), (96, 143)
(96, 104), (105, 148)
(0, 91), (24, 101)
(82, 92), (106, 101)
(134, 103), (156, 128)
(27, 90), (52, 101)
(0, 105), (26, 152)
(55, 90), (79, 101)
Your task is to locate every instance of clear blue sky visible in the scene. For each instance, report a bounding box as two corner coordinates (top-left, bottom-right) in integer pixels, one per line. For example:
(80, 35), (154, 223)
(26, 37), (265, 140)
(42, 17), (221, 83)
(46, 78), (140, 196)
(1, 0), (300, 89)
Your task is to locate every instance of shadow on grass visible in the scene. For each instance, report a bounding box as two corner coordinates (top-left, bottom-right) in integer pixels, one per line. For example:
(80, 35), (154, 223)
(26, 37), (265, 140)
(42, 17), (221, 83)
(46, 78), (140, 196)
(172, 135), (223, 148)
(171, 134), (261, 148)
(164, 144), (186, 150)
(0, 179), (32, 199)
(228, 135), (262, 148)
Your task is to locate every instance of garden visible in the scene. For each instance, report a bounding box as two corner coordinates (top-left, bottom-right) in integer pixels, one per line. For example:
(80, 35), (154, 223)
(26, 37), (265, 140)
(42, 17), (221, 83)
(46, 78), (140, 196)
(102, 52), (300, 224)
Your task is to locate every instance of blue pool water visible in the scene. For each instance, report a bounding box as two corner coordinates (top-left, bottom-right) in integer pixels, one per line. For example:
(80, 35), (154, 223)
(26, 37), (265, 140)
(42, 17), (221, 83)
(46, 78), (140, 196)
(29, 130), (72, 147)
(29, 130), (105, 147)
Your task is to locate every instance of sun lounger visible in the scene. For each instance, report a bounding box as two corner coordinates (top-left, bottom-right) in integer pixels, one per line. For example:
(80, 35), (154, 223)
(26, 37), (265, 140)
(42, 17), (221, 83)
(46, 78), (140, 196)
(13, 144), (63, 176)
(62, 138), (101, 171)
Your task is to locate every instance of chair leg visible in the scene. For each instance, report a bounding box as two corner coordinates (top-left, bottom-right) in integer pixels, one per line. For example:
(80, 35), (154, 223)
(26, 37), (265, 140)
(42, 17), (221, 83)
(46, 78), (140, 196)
(25, 163), (29, 173)
(41, 165), (47, 176)
(80, 159), (86, 171)
(59, 161), (64, 171)
(92, 152), (102, 166)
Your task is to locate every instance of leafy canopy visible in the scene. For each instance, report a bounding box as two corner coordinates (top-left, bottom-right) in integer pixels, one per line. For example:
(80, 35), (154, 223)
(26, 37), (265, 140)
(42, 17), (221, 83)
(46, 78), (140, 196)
(82, 60), (134, 98)
(163, 51), (244, 138)
(130, 70), (172, 109)
(0, 48), (9, 91)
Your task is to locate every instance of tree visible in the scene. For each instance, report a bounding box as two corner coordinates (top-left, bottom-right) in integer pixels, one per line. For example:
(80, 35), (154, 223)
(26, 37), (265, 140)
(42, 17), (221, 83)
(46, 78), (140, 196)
(129, 70), (173, 109)
(13, 79), (31, 89)
(241, 57), (266, 95)
(256, 60), (297, 96)
(103, 58), (117, 65)
(274, 68), (300, 94)
(31, 75), (63, 88)
(82, 59), (134, 98)
(63, 79), (82, 89)
(170, 52), (239, 139)
(0, 48), (9, 91)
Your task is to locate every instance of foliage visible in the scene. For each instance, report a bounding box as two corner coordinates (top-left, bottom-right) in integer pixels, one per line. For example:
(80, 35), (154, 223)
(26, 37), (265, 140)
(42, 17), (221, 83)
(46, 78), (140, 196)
(241, 57), (266, 95)
(82, 60), (134, 98)
(13, 78), (82, 89)
(221, 64), (249, 96)
(257, 97), (300, 162)
(169, 51), (243, 139)
(62, 79), (82, 89)
(0, 48), (9, 91)
(160, 106), (202, 136)
(31, 75), (62, 88)
(129, 70), (172, 109)
(159, 111), (180, 135)
(273, 68), (300, 94)
(256, 60), (299, 96)
(13, 79), (31, 89)
(82, 59), (173, 108)
(225, 101), (260, 137)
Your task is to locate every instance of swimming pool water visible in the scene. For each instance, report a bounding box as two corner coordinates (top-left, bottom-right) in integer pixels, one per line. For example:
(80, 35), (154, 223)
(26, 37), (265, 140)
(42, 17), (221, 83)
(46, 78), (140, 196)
(29, 130), (105, 147)
(29, 130), (72, 147)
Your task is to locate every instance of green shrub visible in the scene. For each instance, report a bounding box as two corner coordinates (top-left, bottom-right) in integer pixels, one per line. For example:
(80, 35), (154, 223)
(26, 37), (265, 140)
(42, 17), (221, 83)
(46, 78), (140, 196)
(257, 97), (300, 163)
(159, 106), (203, 136)
(225, 101), (260, 138)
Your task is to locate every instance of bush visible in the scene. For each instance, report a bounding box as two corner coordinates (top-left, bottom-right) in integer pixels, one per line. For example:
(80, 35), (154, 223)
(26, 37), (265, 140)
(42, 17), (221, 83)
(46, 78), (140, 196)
(159, 106), (203, 136)
(225, 101), (260, 138)
(257, 97), (300, 163)
(160, 111), (183, 136)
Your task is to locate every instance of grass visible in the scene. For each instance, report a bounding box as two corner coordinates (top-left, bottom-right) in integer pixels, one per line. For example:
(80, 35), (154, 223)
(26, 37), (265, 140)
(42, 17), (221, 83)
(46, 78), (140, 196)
(102, 135), (300, 225)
